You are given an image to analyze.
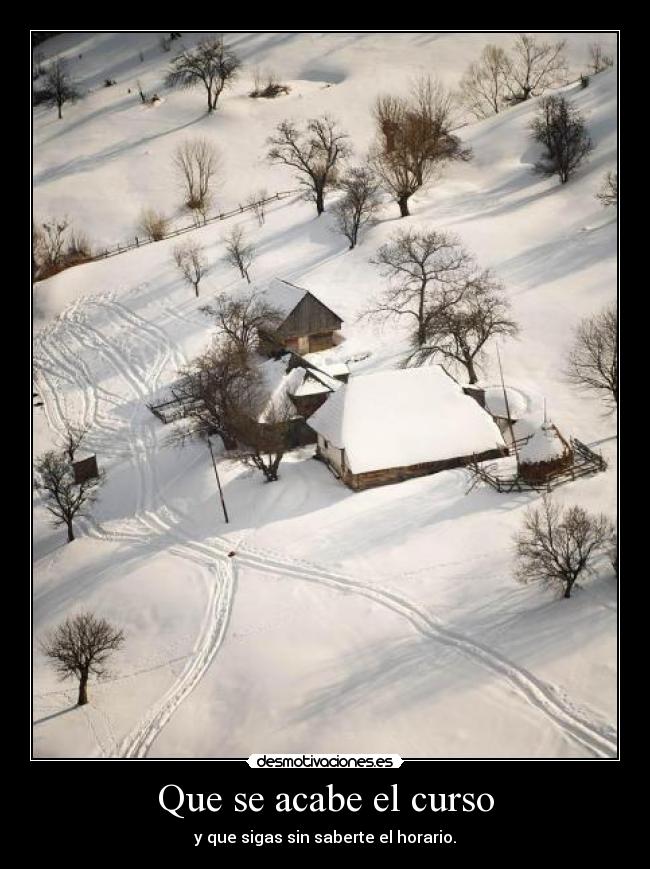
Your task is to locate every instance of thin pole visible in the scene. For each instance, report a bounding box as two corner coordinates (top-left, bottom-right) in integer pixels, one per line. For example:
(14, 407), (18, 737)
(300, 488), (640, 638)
(207, 436), (229, 524)
(497, 345), (519, 465)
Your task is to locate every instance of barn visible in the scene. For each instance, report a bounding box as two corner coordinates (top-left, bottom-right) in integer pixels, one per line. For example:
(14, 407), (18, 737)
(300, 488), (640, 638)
(257, 278), (343, 355)
(308, 366), (507, 490)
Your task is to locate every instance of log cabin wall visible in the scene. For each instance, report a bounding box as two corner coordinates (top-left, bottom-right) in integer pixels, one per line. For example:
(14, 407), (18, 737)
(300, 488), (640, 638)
(277, 294), (342, 340)
(341, 446), (507, 491)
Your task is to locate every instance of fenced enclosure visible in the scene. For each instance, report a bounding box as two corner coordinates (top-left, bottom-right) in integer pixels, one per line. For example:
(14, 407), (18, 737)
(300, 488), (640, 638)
(467, 437), (607, 494)
(92, 189), (299, 262)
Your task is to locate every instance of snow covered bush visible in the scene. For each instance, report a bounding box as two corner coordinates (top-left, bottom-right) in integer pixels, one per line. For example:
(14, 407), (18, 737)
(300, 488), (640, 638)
(514, 496), (614, 599)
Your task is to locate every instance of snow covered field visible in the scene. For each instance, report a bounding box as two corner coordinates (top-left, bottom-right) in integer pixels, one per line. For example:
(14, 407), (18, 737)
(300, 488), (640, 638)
(32, 31), (617, 758)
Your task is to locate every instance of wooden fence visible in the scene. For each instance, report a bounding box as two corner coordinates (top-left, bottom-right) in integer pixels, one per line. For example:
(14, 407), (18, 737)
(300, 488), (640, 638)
(467, 437), (607, 494)
(88, 189), (300, 263)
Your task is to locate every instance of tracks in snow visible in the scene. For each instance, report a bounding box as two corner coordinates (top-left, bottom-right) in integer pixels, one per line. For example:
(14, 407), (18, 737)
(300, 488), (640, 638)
(34, 295), (617, 759)
(35, 294), (236, 758)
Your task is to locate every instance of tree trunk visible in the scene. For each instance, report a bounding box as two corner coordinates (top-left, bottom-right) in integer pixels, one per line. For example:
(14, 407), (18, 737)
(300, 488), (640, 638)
(78, 669), (89, 705)
(564, 576), (575, 599)
(417, 286), (426, 346)
(245, 270), (251, 284)
(194, 282), (199, 297)
(465, 357), (478, 384)
(207, 87), (214, 113)
(57, 102), (62, 120)
(67, 520), (75, 543)
(315, 188), (325, 216)
(398, 195), (410, 217)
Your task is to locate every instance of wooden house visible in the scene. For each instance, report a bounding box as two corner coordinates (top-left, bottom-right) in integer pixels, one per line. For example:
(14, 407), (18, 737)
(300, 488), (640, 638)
(308, 366), (507, 490)
(257, 278), (343, 355)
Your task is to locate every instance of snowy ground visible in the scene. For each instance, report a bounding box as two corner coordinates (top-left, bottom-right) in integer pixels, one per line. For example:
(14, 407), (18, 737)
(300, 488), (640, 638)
(33, 32), (617, 758)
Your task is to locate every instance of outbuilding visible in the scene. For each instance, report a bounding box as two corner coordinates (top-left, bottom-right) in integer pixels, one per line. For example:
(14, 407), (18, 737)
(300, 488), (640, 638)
(257, 278), (343, 355)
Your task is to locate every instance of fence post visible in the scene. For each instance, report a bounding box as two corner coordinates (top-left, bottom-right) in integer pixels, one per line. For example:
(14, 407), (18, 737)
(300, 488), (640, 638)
(135, 236), (139, 247)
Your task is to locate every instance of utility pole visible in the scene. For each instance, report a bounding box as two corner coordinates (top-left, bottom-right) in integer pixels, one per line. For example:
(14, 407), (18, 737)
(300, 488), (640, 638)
(497, 345), (519, 466)
(207, 435), (229, 524)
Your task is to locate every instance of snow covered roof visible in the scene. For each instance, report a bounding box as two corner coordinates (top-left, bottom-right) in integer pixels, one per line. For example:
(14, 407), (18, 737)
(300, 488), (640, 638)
(518, 422), (570, 465)
(257, 359), (306, 422)
(308, 366), (506, 475)
(483, 386), (528, 420)
(302, 352), (349, 379)
(262, 278), (306, 319)
(293, 371), (341, 396)
(256, 356), (341, 419)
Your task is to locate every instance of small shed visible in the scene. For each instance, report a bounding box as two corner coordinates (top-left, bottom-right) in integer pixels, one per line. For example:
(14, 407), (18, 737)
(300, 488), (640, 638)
(517, 421), (574, 484)
(257, 278), (343, 355)
(257, 352), (342, 447)
(72, 454), (99, 484)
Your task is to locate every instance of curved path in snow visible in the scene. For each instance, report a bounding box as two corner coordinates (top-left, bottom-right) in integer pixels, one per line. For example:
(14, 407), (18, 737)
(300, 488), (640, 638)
(34, 296), (617, 759)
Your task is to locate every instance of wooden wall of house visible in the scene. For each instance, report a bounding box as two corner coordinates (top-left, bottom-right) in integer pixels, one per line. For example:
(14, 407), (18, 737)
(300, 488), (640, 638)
(340, 446), (507, 491)
(316, 436), (345, 473)
(291, 392), (330, 418)
(277, 294), (342, 339)
(308, 332), (336, 352)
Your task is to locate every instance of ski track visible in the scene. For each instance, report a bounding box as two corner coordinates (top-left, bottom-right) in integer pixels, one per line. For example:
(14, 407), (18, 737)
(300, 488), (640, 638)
(34, 295), (617, 759)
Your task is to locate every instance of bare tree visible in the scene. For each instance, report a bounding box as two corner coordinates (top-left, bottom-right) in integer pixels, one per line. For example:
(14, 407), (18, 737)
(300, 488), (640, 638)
(169, 344), (261, 449)
(61, 419), (90, 463)
(40, 612), (125, 706)
(267, 116), (352, 215)
(34, 451), (104, 543)
(332, 164), (382, 249)
(514, 496), (615, 599)
(34, 217), (93, 279)
(228, 402), (293, 482)
(365, 228), (473, 346)
(246, 188), (268, 226)
(37, 58), (79, 119)
(458, 44), (509, 119)
(596, 170), (617, 208)
(165, 36), (241, 113)
(501, 34), (568, 104)
(530, 95), (593, 184)
(200, 290), (283, 355)
(566, 303), (617, 411)
(223, 225), (255, 282)
(173, 138), (221, 213)
(408, 269), (519, 383)
(173, 240), (208, 297)
(371, 76), (470, 217)
(137, 207), (169, 241)
(39, 217), (70, 270)
(588, 42), (614, 74)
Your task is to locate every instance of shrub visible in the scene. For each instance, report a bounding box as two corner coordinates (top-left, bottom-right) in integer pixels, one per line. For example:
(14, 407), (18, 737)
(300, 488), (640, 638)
(137, 208), (169, 241)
